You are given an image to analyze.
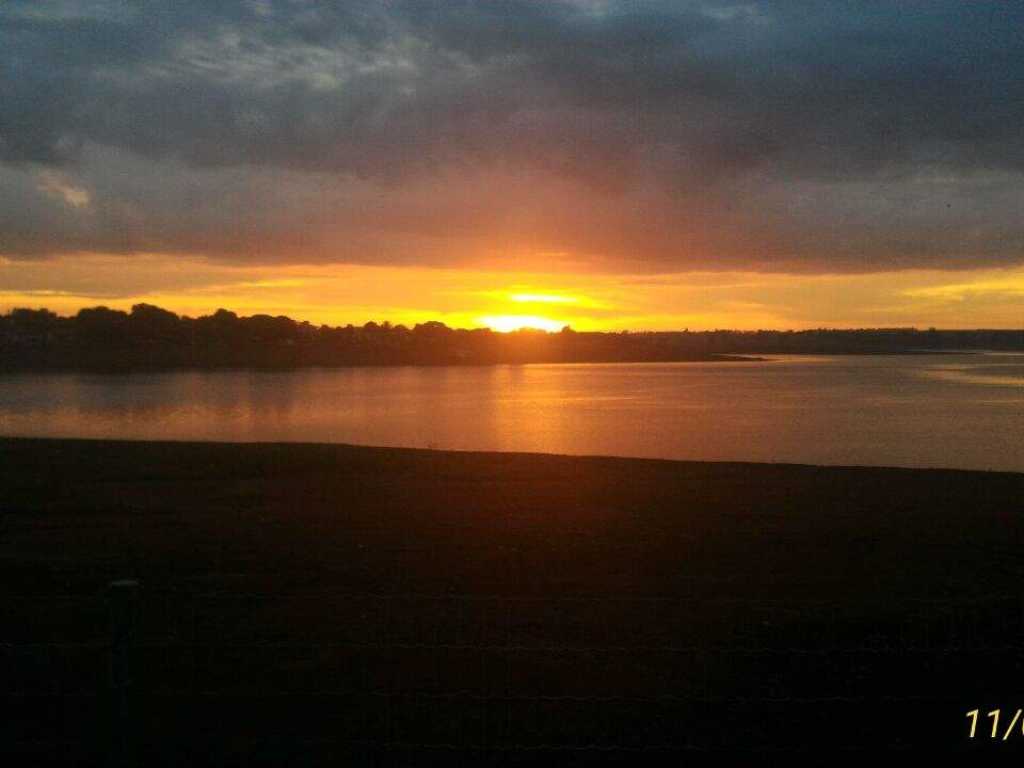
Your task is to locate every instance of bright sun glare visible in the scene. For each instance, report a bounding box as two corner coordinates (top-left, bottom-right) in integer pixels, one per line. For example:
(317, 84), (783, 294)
(479, 314), (565, 332)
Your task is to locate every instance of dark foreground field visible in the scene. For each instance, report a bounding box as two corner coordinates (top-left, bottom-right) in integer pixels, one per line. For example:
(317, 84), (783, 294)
(3, 438), (1024, 764)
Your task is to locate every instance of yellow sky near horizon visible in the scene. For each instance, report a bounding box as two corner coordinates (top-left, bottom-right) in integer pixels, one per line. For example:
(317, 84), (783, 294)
(2, 254), (1024, 331)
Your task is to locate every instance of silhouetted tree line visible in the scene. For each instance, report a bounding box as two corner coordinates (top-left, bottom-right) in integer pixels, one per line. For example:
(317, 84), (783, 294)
(2, 304), (1023, 372)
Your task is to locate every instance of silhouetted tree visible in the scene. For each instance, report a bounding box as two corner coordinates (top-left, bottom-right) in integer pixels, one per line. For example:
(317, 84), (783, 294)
(3, 302), (1023, 373)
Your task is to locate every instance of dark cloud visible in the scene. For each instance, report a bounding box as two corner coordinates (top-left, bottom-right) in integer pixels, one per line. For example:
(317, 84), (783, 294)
(1, 0), (1023, 271)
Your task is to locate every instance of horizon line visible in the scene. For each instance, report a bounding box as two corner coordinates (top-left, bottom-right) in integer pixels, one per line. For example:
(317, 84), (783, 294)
(4, 303), (1023, 336)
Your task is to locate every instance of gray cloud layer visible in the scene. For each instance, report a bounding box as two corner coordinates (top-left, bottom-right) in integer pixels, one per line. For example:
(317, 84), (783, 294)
(2, 0), (1023, 271)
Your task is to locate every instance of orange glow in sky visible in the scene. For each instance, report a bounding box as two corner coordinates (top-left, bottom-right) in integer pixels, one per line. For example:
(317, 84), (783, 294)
(4, 254), (1024, 331)
(508, 293), (579, 305)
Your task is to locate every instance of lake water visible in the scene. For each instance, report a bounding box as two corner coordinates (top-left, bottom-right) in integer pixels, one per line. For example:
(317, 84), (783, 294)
(2, 353), (1024, 472)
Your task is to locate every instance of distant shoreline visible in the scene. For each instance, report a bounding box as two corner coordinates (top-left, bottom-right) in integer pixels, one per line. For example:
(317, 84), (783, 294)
(4, 304), (1023, 373)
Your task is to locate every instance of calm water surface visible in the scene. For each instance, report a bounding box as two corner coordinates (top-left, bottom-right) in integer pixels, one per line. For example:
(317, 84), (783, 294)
(2, 353), (1023, 472)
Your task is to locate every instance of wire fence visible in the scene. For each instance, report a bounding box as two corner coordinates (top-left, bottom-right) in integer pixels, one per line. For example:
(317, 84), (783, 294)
(3, 585), (1024, 763)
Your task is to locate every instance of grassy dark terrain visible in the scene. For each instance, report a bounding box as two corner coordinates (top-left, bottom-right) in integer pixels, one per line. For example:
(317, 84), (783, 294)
(3, 437), (1024, 764)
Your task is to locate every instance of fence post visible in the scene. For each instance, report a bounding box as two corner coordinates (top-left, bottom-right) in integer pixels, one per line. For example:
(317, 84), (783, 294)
(109, 579), (139, 768)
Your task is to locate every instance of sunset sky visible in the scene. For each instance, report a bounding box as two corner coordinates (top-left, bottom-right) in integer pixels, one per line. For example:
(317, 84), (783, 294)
(2, 1), (1023, 330)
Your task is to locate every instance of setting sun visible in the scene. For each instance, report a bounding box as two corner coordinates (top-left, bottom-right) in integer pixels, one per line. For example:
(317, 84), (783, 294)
(478, 314), (565, 333)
